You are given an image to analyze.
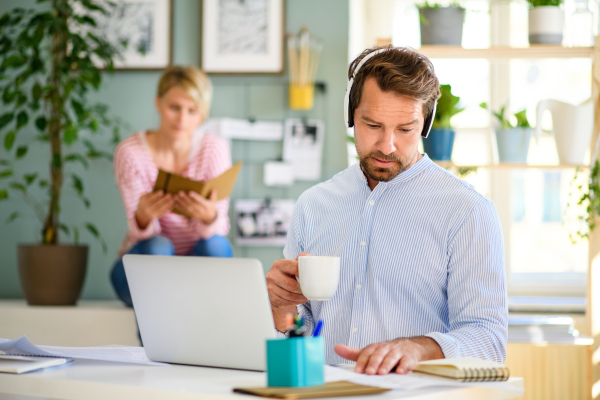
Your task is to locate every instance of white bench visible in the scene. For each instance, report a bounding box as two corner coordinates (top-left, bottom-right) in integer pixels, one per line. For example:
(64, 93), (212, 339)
(0, 300), (138, 347)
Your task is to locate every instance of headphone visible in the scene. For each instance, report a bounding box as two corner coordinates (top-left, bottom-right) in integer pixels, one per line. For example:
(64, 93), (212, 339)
(343, 48), (437, 138)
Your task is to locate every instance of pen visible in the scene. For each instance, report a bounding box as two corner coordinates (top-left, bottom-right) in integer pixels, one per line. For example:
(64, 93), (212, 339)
(312, 320), (324, 337)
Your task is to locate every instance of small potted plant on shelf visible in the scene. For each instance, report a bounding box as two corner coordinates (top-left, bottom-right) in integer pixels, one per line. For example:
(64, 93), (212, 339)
(526, 0), (564, 45)
(481, 103), (533, 163)
(0, 1), (125, 305)
(422, 84), (464, 161)
(418, 2), (466, 46)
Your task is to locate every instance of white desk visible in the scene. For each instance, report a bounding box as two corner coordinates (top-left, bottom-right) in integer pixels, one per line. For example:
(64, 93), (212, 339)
(0, 359), (524, 400)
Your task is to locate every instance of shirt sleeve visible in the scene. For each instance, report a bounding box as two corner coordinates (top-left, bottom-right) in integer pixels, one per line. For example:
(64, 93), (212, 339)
(189, 135), (232, 238)
(283, 198), (315, 334)
(424, 198), (508, 363)
(114, 142), (160, 242)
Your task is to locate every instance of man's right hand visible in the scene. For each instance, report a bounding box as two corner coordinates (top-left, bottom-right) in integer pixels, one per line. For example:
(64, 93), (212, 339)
(134, 190), (175, 230)
(266, 252), (310, 332)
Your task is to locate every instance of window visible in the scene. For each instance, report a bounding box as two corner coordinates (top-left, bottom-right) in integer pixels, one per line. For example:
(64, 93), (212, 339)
(349, 0), (594, 297)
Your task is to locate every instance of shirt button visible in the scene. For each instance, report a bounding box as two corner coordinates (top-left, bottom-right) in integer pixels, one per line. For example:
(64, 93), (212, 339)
(352, 327), (358, 333)
(360, 241), (366, 247)
(369, 200), (375, 206)
(356, 284), (362, 290)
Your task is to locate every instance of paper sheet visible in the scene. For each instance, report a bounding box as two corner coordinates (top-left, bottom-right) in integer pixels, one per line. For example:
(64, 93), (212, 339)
(263, 161), (294, 186)
(325, 365), (521, 392)
(283, 119), (324, 181)
(0, 336), (167, 366)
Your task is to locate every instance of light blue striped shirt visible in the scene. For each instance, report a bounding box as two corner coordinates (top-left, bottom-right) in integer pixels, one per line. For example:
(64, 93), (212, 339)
(283, 155), (507, 364)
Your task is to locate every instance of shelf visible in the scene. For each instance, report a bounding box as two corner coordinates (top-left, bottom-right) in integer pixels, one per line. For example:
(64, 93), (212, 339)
(435, 162), (588, 169)
(418, 45), (594, 60)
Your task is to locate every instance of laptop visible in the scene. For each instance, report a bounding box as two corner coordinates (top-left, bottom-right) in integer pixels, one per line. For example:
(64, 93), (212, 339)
(123, 254), (277, 371)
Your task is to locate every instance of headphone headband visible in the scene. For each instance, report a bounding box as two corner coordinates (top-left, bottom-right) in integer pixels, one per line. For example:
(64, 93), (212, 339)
(344, 48), (436, 138)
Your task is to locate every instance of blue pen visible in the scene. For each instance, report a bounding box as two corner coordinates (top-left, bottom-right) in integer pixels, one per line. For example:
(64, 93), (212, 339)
(312, 320), (324, 337)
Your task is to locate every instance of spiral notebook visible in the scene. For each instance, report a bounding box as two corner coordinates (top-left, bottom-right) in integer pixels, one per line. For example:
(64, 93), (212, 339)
(0, 354), (73, 374)
(413, 357), (509, 382)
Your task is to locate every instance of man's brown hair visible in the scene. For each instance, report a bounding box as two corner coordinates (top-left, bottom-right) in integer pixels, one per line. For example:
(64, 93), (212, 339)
(347, 46), (440, 130)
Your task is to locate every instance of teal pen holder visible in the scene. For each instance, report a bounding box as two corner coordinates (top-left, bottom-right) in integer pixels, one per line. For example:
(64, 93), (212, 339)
(266, 337), (325, 387)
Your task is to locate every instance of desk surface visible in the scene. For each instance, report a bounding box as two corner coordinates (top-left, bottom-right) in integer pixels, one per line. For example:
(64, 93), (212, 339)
(0, 359), (524, 400)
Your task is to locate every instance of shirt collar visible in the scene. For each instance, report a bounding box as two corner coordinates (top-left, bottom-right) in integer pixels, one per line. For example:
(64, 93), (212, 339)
(353, 154), (433, 189)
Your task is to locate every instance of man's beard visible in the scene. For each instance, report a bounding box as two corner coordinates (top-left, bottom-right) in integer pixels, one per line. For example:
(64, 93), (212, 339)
(358, 151), (412, 183)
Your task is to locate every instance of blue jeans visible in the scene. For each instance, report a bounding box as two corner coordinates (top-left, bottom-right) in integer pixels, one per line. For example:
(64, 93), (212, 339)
(110, 235), (233, 307)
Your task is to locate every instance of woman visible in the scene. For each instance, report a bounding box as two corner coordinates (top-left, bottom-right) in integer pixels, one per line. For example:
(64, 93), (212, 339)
(111, 66), (233, 307)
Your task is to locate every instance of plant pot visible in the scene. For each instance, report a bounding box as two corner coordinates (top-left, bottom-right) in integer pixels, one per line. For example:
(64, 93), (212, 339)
(422, 128), (455, 161)
(419, 7), (465, 46)
(18, 244), (88, 305)
(495, 128), (532, 163)
(529, 6), (563, 45)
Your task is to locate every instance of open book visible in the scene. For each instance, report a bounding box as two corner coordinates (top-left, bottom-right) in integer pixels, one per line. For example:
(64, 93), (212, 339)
(414, 357), (509, 382)
(153, 162), (242, 216)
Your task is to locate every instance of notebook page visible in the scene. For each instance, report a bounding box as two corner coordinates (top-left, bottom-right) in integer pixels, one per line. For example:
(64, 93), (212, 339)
(417, 356), (505, 369)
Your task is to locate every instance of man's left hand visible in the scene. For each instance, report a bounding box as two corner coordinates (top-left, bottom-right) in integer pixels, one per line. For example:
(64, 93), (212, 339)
(175, 190), (218, 224)
(334, 337), (443, 375)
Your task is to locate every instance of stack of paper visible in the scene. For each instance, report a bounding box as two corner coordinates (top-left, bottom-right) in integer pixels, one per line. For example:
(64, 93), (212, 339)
(0, 336), (166, 366)
(508, 315), (579, 343)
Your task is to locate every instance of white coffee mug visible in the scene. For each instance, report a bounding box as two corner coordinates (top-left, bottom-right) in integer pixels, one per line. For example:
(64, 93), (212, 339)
(296, 256), (340, 301)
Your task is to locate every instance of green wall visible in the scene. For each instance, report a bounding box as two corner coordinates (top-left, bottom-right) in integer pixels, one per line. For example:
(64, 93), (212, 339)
(0, 0), (350, 299)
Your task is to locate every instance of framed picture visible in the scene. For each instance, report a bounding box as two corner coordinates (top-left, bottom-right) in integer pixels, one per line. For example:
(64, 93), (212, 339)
(201, 0), (284, 74)
(234, 199), (295, 246)
(86, 0), (173, 70)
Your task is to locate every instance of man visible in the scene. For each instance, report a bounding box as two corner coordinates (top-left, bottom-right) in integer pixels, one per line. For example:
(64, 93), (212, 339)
(266, 46), (507, 376)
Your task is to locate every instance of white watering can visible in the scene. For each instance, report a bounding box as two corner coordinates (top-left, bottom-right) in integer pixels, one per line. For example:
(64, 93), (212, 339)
(535, 98), (594, 165)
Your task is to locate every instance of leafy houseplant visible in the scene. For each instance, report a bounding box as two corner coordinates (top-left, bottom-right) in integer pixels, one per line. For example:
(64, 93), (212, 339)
(526, 0), (564, 45)
(0, 0), (125, 305)
(422, 84), (464, 161)
(569, 161), (600, 241)
(480, 103), (533, 163)
(418, 2), (465, 46)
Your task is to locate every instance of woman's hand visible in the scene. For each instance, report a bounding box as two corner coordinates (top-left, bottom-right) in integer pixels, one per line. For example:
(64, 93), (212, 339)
(135, 190), (175, 230)
(175, 190), (218, 225)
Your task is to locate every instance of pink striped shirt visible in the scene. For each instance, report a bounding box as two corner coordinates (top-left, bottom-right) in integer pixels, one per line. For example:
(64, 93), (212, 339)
(114, 130), (231, 256)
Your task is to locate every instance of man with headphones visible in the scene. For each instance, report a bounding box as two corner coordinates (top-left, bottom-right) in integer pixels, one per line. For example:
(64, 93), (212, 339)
(266, 46), (507, 375)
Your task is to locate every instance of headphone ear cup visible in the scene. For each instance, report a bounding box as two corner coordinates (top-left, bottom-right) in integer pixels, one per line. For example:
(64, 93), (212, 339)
(421, 102), (437, 138)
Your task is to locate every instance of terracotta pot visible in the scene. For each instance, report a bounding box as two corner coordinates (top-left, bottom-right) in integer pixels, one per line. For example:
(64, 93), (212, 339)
(18, 244), (88, 305)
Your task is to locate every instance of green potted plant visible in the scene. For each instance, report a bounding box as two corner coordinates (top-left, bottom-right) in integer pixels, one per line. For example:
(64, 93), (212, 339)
(481, 103), (533, 163)
(0, 1), (125, 305)
(526, 0), (564, 45)
(422, 84), (464, 161)
(418, 2), (466, 46)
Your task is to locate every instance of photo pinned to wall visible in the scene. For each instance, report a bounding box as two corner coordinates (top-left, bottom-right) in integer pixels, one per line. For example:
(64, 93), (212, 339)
(234, 199), (295, 246)
(77, 0), (172, 70)
(283, 119), (324, 181)
(201, 0), (284, 73)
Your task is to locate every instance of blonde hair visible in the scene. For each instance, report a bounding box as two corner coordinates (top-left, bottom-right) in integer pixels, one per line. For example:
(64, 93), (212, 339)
(157, 65), (213, 121)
